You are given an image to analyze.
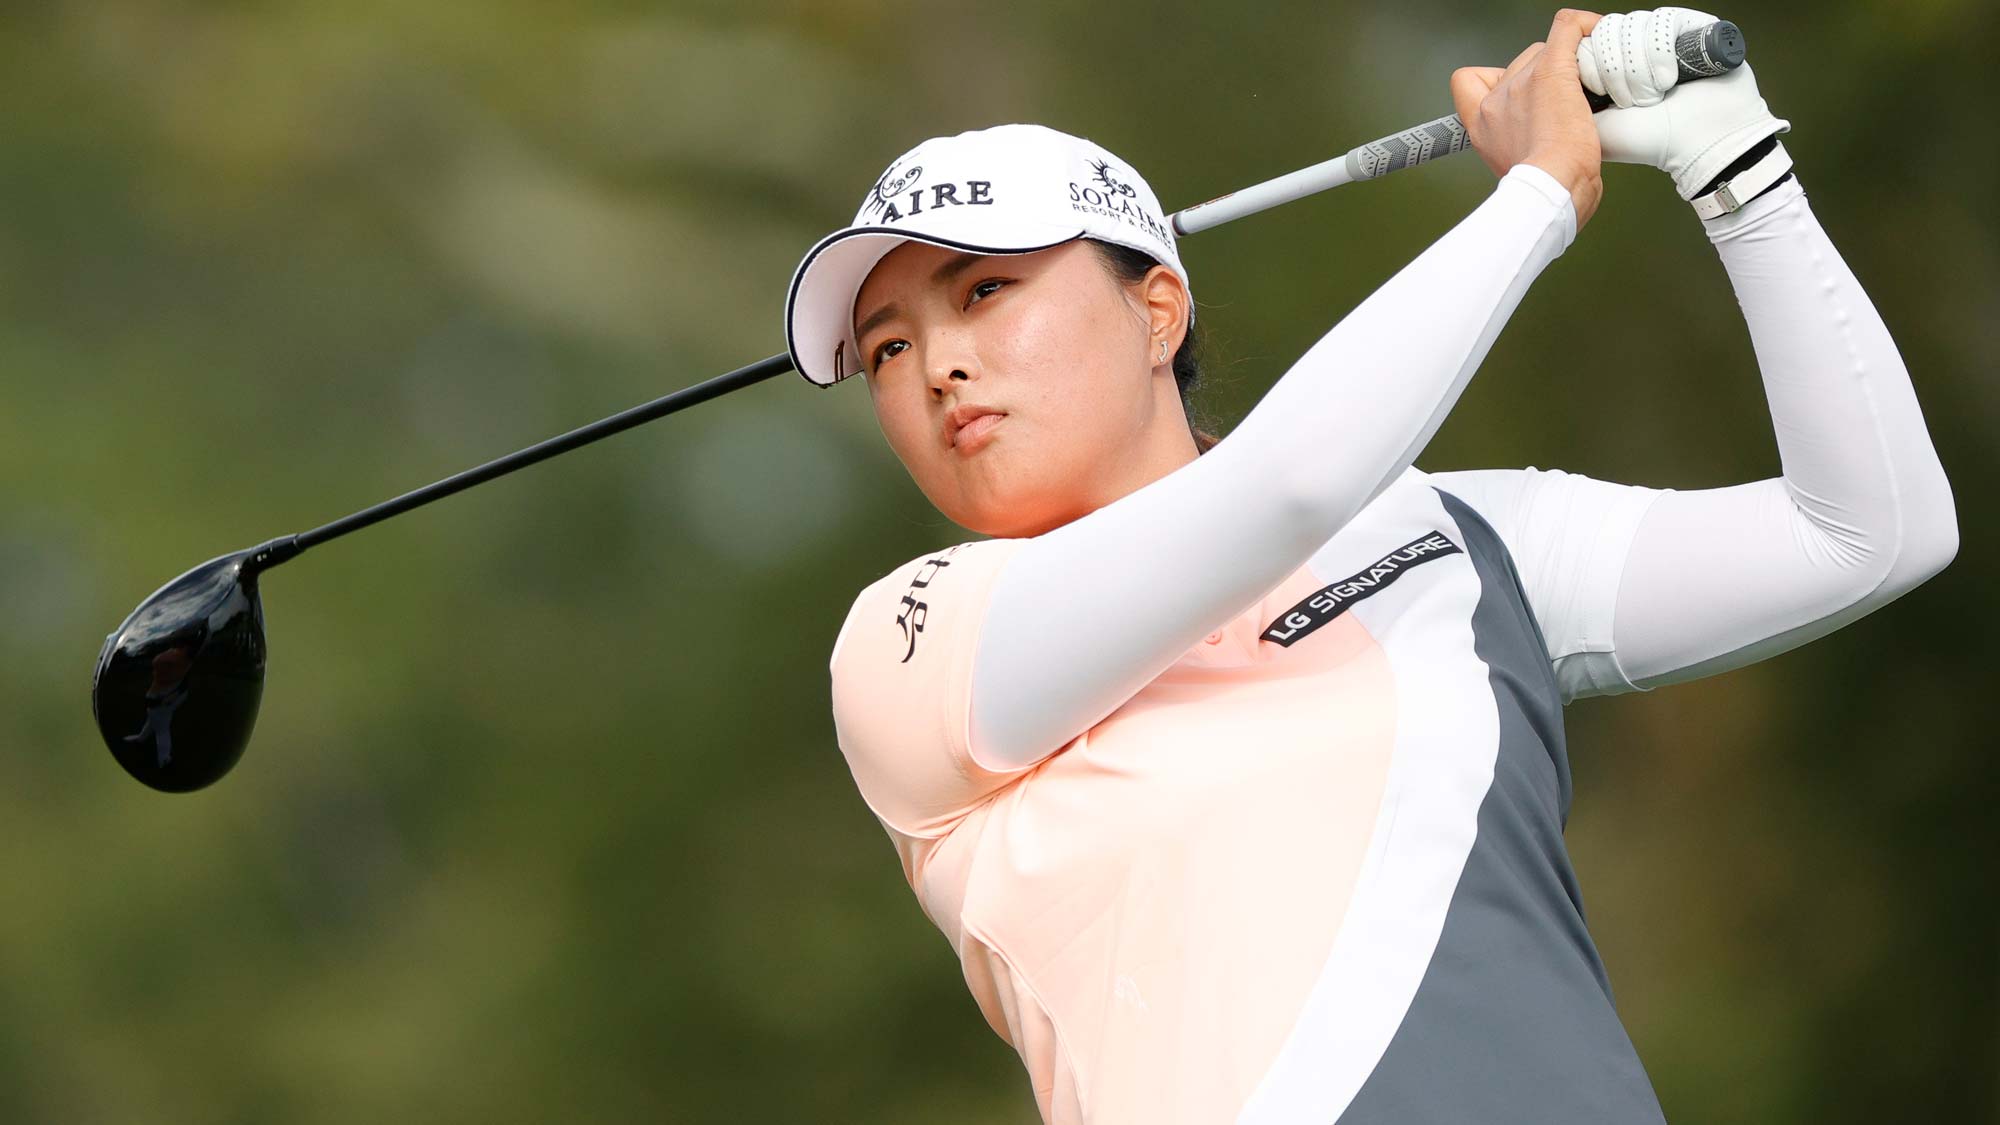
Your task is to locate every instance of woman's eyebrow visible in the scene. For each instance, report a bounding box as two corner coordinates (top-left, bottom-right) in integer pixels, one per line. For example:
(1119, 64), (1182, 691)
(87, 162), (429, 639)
(929, 251), (986, 285)
(854, 253), (990, 340)
(854, 301), (901, 343)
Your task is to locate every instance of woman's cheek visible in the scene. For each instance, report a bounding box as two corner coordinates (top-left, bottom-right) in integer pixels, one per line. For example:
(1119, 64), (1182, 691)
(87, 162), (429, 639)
(903, 422), (946, 492)
(992, 298), (1063, 374)
(870, 394), (931, 482)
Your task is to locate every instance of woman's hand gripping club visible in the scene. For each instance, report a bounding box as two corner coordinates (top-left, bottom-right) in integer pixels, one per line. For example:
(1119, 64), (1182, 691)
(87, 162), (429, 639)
(1580, 6), (1792, 217)
(1451, 9), (1609, 228)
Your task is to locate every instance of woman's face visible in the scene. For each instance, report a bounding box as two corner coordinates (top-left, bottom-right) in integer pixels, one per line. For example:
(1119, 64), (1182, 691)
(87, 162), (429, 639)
(853, 239), (1192, 538)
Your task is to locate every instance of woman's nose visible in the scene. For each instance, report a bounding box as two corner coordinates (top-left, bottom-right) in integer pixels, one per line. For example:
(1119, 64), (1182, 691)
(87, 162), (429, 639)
(923, 334), (977, 395)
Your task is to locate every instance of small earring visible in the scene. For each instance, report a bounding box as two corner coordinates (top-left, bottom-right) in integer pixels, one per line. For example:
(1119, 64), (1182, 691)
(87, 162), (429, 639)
(1157, 341), (1168, 364)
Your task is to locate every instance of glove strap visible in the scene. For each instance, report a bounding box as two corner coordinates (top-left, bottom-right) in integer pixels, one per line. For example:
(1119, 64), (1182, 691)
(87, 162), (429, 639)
(1692, 140), (1793, 220)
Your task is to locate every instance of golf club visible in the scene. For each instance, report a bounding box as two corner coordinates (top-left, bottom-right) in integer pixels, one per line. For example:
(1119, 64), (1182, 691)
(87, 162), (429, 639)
(91, 19), (1744, 793)
(1173, 18), (1743, 234)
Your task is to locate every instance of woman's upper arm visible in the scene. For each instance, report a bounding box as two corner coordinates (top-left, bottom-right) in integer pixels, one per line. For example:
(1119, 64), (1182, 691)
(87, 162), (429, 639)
(1430, 463), (1958, 706)
(1429, 466), (1667, 703)
(1610, 476), (1956, 691)
(829, 539), (1039, 839)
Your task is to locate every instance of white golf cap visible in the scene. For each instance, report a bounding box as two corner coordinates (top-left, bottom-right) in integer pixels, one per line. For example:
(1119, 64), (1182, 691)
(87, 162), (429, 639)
(784, 123), (1190, 387)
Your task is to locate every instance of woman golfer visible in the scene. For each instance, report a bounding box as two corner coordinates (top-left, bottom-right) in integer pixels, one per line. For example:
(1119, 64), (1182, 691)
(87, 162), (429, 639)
(784, 8), (1956, 1122)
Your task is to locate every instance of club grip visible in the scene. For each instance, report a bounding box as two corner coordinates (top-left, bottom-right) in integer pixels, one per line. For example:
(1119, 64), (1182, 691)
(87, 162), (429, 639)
(1342, 114), (1472, 183)
(1676, 19), (1746, 77)
(1583, 19), (1744, 111)
(1341, 18), (1747, 182)
(1168, 17), (1750, 229)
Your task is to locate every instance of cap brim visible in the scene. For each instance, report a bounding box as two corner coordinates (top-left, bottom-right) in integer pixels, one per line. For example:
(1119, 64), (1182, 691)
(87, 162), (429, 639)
(785, 224), (1084, 387)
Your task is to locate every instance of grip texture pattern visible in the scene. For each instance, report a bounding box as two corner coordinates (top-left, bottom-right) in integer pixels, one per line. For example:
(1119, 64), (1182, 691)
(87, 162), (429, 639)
(1673, 21), (1743, 77)
(1346, 114), (1470, 181)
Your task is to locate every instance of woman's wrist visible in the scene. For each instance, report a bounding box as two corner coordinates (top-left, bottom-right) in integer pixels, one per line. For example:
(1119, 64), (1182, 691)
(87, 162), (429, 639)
(1519, 151), (1601, 229)
(1498, 163), (1581, 251)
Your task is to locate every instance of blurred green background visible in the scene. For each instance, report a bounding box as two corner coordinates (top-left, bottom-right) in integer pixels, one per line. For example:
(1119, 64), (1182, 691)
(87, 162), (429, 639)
(3, 0), (1993, 1121)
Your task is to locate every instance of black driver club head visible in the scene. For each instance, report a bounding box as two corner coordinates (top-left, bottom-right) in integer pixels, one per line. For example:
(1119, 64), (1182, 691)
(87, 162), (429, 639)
(92, 549), (272, 792)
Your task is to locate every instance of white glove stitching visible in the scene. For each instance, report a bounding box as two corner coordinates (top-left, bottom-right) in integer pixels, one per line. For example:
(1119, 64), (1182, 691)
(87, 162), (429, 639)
(1587, 8), (1790, 205)
(1647, 9), (1677, 97)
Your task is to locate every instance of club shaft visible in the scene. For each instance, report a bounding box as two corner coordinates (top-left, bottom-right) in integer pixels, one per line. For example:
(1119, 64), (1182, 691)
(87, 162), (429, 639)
(264, 157), (1344, 563)
(276, 353), (794, 561)
(1169, 154), (1361, 237)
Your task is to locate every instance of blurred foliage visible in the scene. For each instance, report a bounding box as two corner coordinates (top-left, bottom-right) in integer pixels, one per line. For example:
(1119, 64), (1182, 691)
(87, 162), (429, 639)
(2, 0), (1994, 1121)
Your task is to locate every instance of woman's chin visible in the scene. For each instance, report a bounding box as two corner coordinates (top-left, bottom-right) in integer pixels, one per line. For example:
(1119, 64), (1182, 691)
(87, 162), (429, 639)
(953, 505), (1027, 539)
(929, 455), (1091, 538)
(953, 492), (1079, 539)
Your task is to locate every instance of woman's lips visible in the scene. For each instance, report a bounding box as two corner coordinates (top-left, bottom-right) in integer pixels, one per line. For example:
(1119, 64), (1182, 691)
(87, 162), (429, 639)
(954, 412), (1005, 453)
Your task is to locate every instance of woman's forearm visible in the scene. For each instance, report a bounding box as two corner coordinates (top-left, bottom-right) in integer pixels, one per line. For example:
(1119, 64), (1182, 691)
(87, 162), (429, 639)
(1708, 178), (1958, 574)
(1224, 163), (1577, 528)
(969, 165), (1577, 770)
(1609, 178), (1958, 687)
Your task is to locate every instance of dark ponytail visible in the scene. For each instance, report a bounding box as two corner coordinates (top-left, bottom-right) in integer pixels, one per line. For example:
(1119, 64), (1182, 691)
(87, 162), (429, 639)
(1086, 239), (1221, 454)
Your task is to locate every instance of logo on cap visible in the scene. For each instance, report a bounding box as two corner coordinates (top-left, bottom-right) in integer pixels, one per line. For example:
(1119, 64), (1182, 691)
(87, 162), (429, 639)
(1069, 154), (1172, 246)
(858, 158), (998, 224)
(1087, 158), (1137, 199)
(861, 162), (925, 221)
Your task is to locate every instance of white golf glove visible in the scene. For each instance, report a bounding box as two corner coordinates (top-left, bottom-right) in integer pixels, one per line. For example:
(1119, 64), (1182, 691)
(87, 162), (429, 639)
(1578, 7), (1793, 218)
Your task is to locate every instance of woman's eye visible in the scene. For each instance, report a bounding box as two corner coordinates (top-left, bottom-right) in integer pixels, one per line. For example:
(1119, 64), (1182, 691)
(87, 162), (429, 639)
(871, 339), (910, 368)
(965, 278), (1008, 307)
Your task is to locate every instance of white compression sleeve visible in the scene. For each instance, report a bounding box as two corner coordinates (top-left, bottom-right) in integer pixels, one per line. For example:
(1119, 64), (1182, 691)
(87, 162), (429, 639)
(967, 164), (1578, 772)
(1422, 464), (1667, 703)
(1606, 177), (1958, 689)
(1433, 177), (1957, 704)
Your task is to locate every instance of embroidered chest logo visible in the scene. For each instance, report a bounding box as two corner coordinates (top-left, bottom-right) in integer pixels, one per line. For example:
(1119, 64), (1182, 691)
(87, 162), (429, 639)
(893, 546), (963, 663)
(1261, 532), (1463, 647)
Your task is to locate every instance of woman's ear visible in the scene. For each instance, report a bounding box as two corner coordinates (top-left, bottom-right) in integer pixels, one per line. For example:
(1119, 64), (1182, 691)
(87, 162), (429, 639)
(1141, 265), (1191, 357)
